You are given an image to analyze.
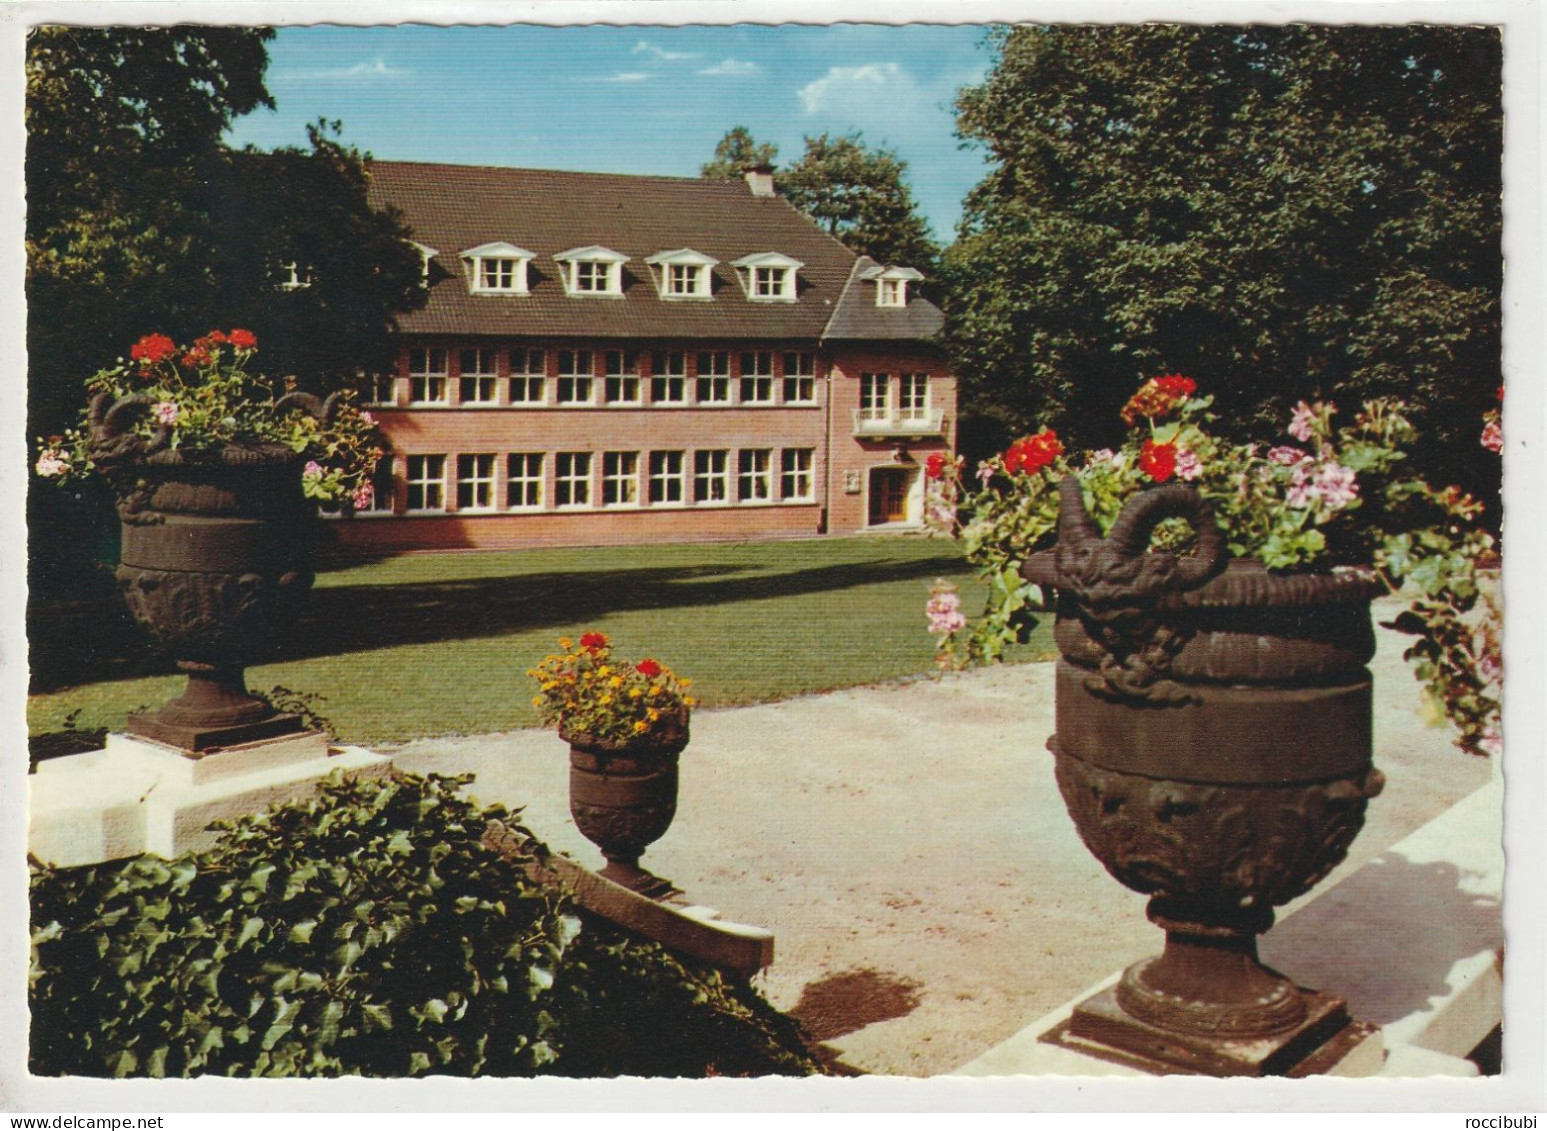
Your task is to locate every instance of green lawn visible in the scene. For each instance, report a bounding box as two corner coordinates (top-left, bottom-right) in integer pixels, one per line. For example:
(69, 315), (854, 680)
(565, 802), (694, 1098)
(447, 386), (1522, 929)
(29, 536), (1053, 748)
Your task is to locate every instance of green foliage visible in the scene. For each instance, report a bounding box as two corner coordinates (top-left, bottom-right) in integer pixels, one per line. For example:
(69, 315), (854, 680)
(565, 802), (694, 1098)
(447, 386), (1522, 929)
(699, 125), (779, 180)
(29, 773), (824, 1078)
(946, 25), (1502, 507)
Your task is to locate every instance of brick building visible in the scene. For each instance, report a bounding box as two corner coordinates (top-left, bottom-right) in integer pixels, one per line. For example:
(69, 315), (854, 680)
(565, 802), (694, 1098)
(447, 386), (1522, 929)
(331, 161), (953, 552)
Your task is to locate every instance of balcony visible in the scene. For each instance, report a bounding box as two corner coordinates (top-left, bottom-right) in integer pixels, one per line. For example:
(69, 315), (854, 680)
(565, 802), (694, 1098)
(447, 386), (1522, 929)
(851, 407), (946, 438)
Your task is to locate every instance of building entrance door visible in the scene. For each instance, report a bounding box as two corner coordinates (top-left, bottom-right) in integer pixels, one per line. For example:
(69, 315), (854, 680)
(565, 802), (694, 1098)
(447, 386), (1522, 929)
(868, 467), (912, 526)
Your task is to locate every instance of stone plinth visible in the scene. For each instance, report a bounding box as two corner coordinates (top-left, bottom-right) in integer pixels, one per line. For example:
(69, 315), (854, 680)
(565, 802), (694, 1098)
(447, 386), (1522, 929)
(29, 731), (393, 867)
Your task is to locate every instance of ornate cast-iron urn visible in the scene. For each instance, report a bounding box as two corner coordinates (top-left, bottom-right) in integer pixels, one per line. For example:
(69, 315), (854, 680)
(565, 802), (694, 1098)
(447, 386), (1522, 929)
(562, 711), (690, 897)
(1023, 478), (1386, 1076)
(89, 390), (330, 752)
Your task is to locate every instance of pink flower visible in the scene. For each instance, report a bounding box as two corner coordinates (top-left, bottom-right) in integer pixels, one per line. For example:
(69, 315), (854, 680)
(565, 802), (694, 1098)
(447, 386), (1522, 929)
(975, 461), (995, 485)
(1481, 418), (1503, 453)
(926, 585), (966, 635)
(303, 460), (324, 478)
(1175, 448), (1203, 481)
(1313, 461), (1359, 509)
(1288, 401), (1316, 442)
(1268, 445), (1308, 466)
(357, 410), (375, 426)
(152, 400), (179, 425)
(1287, 465), (1316, 509)
(351, 482), (375, 509)
(34, 450), (68, 477)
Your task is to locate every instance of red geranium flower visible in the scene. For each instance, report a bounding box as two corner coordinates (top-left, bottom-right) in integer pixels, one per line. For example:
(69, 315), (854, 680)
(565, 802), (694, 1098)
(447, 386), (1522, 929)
(636, 658), (662, 678)
(1122, 375), (1197, 427)
(130, 333), (176, 365)
(579, 631), (609, 652)
(181, 346), (213, 369)
(1002, 429), (1063, 475)
(1139, 439), (1178, 483)
(228, 328), (257, 350)
(925, 452), (949, 480)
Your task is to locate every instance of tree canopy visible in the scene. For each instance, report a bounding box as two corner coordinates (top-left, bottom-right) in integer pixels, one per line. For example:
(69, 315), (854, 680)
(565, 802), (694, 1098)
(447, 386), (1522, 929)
(702, 127), (939, 272)
(945, 24), (1503, 501)
(26, 26), (425, 440)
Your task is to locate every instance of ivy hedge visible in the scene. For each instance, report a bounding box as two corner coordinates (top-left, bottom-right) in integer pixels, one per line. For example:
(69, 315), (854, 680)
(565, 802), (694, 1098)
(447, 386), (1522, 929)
(29, 772), (825, 1078)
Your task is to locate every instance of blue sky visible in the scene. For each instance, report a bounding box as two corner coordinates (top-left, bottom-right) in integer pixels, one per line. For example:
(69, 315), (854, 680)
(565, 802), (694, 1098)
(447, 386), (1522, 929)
(224, 24), (1000, 242)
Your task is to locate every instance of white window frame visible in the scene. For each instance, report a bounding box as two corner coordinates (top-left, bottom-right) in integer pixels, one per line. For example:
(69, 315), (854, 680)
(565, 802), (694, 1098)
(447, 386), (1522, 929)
(696, 351), (731, 405)
(456, 453), (497, 511)
(509, 348), (547, 405)
(556, 349), (595, 405)
(860, 372), (891, 421)
(507, 453), (544, 510)
(366, 372), (398, 407)
(732, 252), (803, 303)
(406, 454), (447, 512)
(602, 451), (640, 508)
(737, 449), (773, 503)
(459, 348), (500, 405)
(693, 449), (730, 504)
(461, 242), (534, 295)
(408, 348), (449, 405)
(782, 352), (816, 404)
(648, 450), (685, 504)
(739, 351), (774, 404)
(863, 265), (924, 308)
(646, 248), (718, 300)
(781, 448), (815, 502)
(555, 452), (593, 508)
(603, 350), (641, 404)
(556, 246), (629, 297)
(650, 351), (688, 404)
(899, 373), (930, 420)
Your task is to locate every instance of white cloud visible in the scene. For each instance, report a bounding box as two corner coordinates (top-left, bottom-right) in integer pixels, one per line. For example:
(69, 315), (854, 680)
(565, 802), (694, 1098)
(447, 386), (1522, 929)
(698, 58), (760, 78)
(798, 62), (910, 114)
(632, 40), (702, 62)
(604, 71), (653, 83)
(288, 57), (410, 81)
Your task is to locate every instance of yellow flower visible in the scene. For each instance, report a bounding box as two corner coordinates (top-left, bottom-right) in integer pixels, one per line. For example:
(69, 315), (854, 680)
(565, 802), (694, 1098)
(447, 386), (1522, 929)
(683, 696), (697, 708)
(542, 680), (558, 690)
(648, 686), (662, 698)
(633, 720), (648, 733)
(628, 687), (643, 699)
(609, 675), (624, 689)
(600, 694), (613, 706)
(680, 678), (693, 688)
(558, 637), (573, 651)
(531, 696), (544, 707)
(647, 708), (660, 722)
(598, 665), (611, 677)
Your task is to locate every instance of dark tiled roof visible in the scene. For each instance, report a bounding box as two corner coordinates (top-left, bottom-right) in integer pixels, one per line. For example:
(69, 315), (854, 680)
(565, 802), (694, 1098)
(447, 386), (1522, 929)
(366, 161), (942, 345)
(823, 256), (947, 343)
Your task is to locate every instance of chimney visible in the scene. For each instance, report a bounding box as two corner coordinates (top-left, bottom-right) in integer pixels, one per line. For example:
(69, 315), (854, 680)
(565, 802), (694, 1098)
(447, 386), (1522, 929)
(743, 164), (776, 197)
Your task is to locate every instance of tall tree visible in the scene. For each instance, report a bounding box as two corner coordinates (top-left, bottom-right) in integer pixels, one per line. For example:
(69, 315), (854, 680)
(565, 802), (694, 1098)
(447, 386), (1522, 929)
(780, 133), (940, 272)
(699, 125), (779, 180)
(947, 25), (1502, 502)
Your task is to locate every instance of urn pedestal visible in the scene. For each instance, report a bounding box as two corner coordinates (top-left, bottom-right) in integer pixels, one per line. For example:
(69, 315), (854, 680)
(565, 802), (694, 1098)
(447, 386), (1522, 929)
(1025, 478), (1386, 1076)
(562, 714), (690, 898)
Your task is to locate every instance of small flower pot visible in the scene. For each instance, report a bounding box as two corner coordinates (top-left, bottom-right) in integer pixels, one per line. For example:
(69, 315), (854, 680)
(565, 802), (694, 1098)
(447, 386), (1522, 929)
(561, 712), (690, 897)
(1023, 477), (1386, 1076)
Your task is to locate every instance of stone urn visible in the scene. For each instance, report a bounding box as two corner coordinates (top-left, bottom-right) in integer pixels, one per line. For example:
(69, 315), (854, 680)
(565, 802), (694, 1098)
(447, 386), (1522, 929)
(1022, 477), (1386, 1076)
(88, 390), (332, 752)
(561, 711), (690, 897)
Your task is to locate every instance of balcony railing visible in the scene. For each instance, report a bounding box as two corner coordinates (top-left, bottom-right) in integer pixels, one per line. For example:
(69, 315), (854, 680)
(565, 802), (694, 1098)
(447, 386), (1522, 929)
(851, 407), (946, 438)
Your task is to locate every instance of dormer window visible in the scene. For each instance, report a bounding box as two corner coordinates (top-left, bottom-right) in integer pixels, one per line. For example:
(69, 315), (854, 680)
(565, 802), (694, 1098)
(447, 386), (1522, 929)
(461, 242), (534, 295)
(861, 265), (925, 308)
(411, 242), (438, 284)
(556, 246), (629, 297)
(277, 261), (313, 291)
(732, 252), (803, 303)
(645, 249), (718, 300)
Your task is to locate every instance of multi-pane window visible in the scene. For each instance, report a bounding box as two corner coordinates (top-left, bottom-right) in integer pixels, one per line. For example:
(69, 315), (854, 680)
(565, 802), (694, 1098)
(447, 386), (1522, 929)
(366, 372), (398, 406)
(604, 351), (640, 404)
(478, 258), (519, 291)
(507, 453), (543, 509)
(753, 266), (787, 298)
(555, 452), (592, 507)
(509, 348), (546, 404)
(878, 278), (906, 307)
(666, 263), (706, 297)
(459, 349), (499, 404)
(899, 373), (930, 419)
(557, 350), (594, 404)
(693, 449), (730, 503)
(650, 351), (687, 404)
(409, 348), (448, 404)
(739, 351), (774, 403)
(648, 451), (685, 504)
(574, 260), (613, 293)
(860, 372), (891, 420)
(782, 352), (816, 403)
(737, 449), (773, 503)
(602, 451), (640, 506)
(406, 454), (446, 511)
(696, 351), (730, 404)
(781, 449), (815, 501)
(456, 454), (497, 511)
(361, 456), (396, 513)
